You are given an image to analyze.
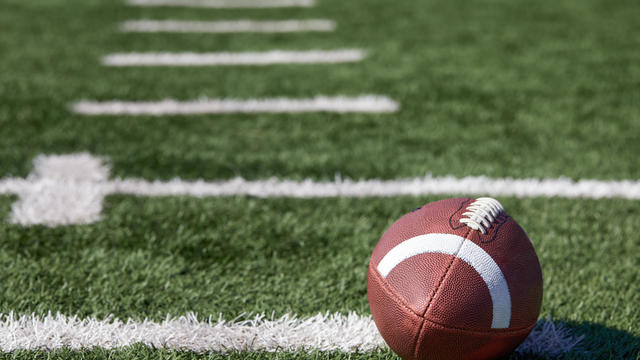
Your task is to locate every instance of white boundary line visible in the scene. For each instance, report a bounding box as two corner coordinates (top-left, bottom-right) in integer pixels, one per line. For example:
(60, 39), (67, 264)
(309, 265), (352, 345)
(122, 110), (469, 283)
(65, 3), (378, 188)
(120, 19), (336, 33)
(1, 154), (640, 226)
(126, 0), (315, 8)
(102, 50), (365, 66)
(71, 96), (399, 115)
(0, 312), (581, 355)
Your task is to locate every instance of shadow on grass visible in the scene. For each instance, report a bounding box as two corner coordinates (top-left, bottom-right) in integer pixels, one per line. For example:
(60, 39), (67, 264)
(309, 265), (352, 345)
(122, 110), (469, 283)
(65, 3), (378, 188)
(510, 320), (640, 360)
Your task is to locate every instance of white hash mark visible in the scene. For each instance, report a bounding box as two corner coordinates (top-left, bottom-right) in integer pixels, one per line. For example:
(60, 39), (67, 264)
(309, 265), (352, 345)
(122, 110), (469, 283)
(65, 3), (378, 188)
(120, 19), (337, 33)
(126, 0), (315, 8)
(101, 50), (366, 66)
(71, 96), (398, 115)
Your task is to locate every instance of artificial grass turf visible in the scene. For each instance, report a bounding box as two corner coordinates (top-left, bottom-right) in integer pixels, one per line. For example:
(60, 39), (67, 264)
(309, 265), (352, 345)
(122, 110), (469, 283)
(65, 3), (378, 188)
(0, 346), (622, 360)
(0, 195), (638, 357)
(0, 347), (637, 360)
(1, 0), (640, 358)
(0, 347), (402, 360)
(1, 0), (640, 181)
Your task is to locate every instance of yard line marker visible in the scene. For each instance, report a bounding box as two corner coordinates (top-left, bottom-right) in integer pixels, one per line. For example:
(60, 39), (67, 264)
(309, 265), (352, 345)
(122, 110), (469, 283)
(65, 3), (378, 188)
(0, 312), (581, 355)
(120, 19), (336, 33)
(101, 49), (365, 66)
(2, 154), (640, 226)
(127, 0), (314, 8)
(71, 96), (398, 115)
(3, 154), (109, 226)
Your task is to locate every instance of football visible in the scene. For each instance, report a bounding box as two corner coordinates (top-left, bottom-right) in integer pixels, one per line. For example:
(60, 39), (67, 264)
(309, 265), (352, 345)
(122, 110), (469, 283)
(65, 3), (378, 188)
(367, 197), (543, 360)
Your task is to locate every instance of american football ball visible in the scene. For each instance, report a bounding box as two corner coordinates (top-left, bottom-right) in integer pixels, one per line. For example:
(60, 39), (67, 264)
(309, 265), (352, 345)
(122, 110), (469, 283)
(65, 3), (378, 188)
(367, 197), (542, 360)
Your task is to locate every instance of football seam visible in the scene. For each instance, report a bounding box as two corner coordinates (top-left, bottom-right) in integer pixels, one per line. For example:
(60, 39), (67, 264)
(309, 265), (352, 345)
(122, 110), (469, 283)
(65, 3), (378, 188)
(422, 315), (537, 335)
(420, 227), (472, 318)
(370, 261), (422, 320)
(413, 227), (471, 359)
(412, 314), (426, 360)
(370, 261), (536, 334)
(369, 262), (425, 358)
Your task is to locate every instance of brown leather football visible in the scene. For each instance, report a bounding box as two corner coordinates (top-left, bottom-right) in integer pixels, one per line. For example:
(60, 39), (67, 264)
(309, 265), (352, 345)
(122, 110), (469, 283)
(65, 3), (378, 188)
(367, 197), (543, 360)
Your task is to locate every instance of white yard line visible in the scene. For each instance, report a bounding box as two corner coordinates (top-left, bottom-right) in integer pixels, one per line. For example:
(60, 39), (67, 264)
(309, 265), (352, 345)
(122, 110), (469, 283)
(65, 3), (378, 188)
(126, 0), (314, 8)
(1, 154), (640, 226)
(120, 19), (336, 33)
(102, 49), (365, 66)
(71, 96), (398, 115)
(108, 176), (640, 198)
(0, 312), (581, 355)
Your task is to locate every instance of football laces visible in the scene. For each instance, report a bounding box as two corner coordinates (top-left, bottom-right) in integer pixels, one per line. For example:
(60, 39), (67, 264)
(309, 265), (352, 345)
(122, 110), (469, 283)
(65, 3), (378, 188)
(459, 197), (505, 234)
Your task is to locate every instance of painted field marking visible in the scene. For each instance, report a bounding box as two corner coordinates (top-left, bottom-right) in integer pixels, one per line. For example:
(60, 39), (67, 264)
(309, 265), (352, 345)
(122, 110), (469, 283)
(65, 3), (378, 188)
(3, 154), (109, 226)
(0, 312), (581, 355)
(126, 0), (314, 8)
(120, 19), (336, 33)
(71, 96), (399, 115)
(102, 50), (365, 66)
(2, 154), (640, 226)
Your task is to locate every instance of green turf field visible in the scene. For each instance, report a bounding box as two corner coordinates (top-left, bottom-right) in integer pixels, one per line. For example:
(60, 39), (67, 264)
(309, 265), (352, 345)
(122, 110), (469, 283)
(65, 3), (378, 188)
(0, 0), (639, 359)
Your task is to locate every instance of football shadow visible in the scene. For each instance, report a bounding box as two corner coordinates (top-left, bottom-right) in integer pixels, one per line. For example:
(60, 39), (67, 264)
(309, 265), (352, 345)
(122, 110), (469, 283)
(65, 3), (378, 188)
(508, 320), (640, 360)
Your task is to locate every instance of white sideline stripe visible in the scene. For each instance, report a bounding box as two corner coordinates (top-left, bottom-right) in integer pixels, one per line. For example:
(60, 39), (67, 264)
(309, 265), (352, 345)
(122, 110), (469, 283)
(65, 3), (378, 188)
(71, 96), (398, 115)
(377, 234), (511, 329)
(2, 154), (640, 225)
(0, 312), (582, 355)
(102, 50), (365, 66)
(127, 0), (314, 8)
(120, 19), (336, 33)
